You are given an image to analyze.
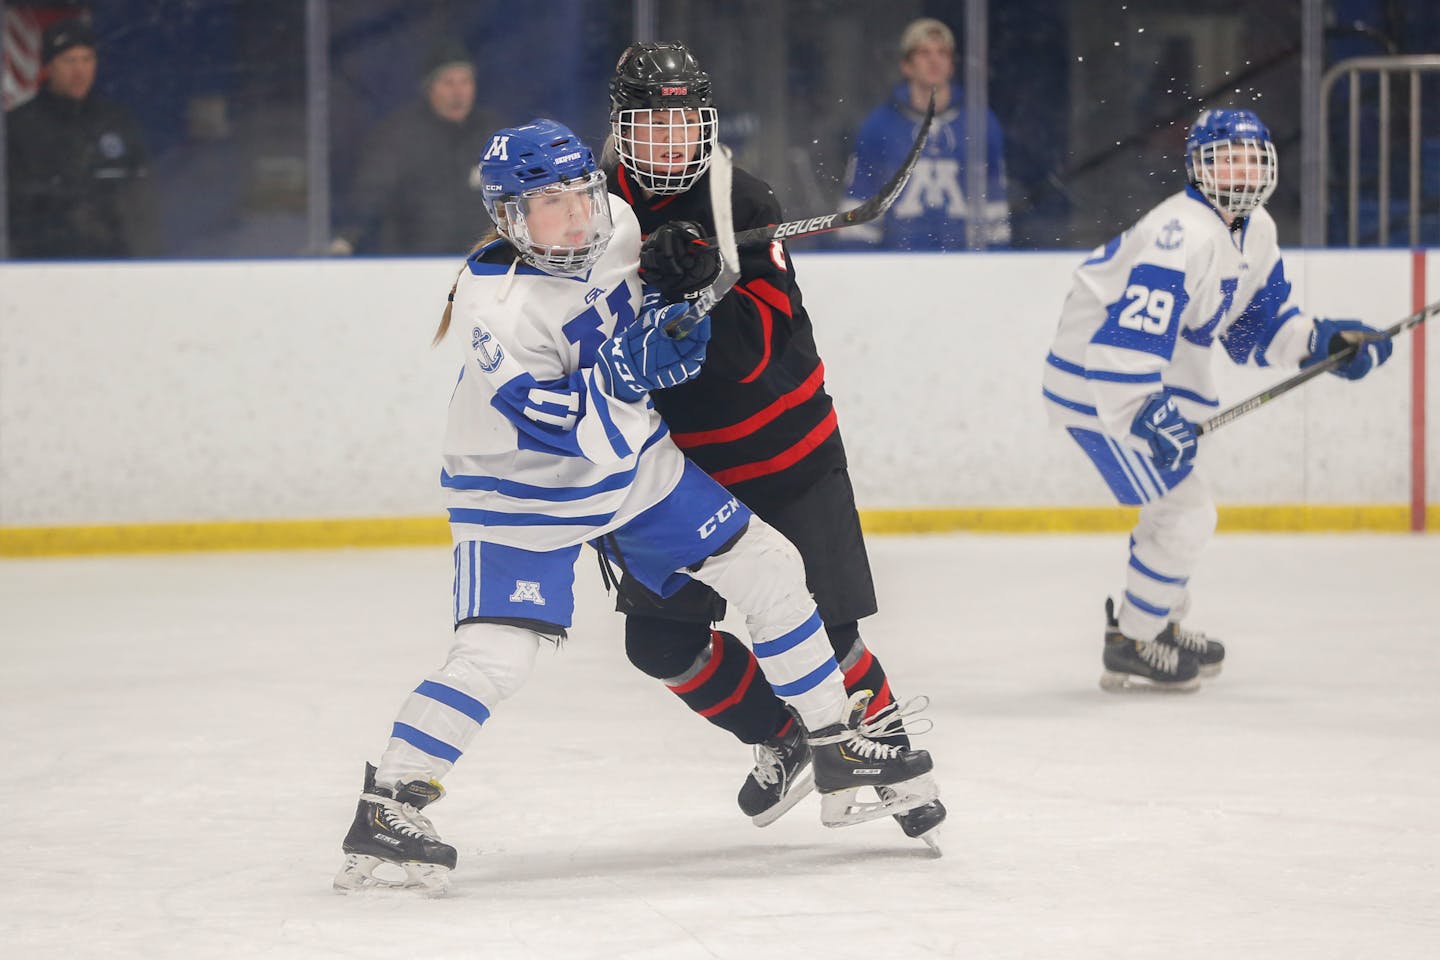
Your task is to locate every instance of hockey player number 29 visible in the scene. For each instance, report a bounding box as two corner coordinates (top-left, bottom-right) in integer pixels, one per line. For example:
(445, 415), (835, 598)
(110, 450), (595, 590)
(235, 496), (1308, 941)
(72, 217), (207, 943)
(1116, 284), (1175, 335)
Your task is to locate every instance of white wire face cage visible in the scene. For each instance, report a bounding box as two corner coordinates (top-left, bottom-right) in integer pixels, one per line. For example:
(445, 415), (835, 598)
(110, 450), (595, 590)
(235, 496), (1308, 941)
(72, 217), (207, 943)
(1190, 138), (1279, 217)
(612, 107), (718, 195)
(496, 171), (614, 276)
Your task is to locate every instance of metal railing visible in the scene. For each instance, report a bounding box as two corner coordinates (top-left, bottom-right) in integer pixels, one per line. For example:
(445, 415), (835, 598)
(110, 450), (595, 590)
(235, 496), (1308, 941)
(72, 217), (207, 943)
(1318, 54), (1440, 247)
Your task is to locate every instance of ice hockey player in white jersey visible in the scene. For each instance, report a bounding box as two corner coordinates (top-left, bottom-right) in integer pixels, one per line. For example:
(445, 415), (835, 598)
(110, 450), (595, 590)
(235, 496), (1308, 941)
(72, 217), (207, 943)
(334, 119), (938, 894)
(1042, 108), (1393, 692)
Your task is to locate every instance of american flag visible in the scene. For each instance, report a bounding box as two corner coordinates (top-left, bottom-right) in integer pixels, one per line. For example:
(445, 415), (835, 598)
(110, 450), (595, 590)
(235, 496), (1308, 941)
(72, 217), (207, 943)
(3, 6), (84, 110)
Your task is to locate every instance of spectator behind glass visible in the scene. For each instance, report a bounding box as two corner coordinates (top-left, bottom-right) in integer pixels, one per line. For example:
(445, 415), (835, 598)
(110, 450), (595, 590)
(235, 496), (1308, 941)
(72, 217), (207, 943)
(839, 18), (1010, 250)
(328, 41), (501, 256)
(5, 18), (160, 259)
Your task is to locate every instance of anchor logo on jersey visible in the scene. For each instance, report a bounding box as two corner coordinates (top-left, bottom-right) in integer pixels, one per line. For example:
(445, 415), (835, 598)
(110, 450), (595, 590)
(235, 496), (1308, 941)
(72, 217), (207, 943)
(472, 326), (504, 372)
(1155, 219), (1185, 250)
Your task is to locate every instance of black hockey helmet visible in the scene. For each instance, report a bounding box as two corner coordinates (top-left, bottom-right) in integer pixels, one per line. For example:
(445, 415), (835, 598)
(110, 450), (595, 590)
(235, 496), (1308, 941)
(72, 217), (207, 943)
(609, 41), (714, 115)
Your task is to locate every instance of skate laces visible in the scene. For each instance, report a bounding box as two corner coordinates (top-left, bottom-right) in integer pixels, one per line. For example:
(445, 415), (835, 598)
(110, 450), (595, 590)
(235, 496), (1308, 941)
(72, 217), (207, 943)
(842, 731), (906, 761)
(808, 691), (928, 760)
(811, 714), (911, 762)
(858, 695), (934, 741)
(1170, 624), (1210, 653)
(750, 721), (805, 788)
(364, 791), (440, 840)
(1138, 639), (1181, 675)
(750, 743), (785, 788)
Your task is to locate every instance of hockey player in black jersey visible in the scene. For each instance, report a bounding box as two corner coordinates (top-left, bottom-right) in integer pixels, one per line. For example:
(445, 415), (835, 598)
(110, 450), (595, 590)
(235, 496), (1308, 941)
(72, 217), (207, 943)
(601, 41), (945, 849)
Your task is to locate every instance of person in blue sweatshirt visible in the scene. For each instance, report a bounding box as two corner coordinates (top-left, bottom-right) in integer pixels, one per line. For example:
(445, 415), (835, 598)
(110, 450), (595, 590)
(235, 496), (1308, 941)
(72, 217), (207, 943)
(839, 18), (1010, 251)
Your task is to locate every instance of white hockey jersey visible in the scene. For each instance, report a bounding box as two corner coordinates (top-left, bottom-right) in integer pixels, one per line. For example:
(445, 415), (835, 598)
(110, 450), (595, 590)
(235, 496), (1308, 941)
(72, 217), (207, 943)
(1043, 185), (1317, 445)
(441, 196), (686, 551)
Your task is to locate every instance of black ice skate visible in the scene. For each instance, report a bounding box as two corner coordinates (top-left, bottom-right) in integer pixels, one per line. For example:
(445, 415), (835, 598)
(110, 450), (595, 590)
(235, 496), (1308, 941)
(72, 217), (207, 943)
(738, 712), (815, 827)
(1101, 598), (1200, 692)
(808, 691), (938, 828)
(1106, 596), (1223, 679)
(334, 763), (456, 895)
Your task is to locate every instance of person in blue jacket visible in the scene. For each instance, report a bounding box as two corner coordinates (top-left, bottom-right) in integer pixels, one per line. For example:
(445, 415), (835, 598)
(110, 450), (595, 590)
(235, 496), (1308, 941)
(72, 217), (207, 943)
(840, 18), (1010, 251)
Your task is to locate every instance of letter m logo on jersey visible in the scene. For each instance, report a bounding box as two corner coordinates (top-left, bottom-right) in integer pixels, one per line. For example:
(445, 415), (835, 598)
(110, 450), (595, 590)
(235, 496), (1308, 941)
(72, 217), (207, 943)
(483, 136), (510, 161)
(894, 158), (966, 218)
(509, 580), (546, 606)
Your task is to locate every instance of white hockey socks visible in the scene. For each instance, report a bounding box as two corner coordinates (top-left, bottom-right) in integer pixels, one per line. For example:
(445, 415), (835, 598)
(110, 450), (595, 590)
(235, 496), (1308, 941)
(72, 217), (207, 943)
(687, 518), (846, 730)
(1120, 471), (1218, 641)
(377, 622), (541, 787)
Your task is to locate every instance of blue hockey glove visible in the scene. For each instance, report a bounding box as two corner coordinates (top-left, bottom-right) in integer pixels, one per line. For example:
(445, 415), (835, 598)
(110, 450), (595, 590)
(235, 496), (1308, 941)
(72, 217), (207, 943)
(1303, 318), (1393, 381)
(1131, 393), (1198, 472)
(593, 302), (712, 402)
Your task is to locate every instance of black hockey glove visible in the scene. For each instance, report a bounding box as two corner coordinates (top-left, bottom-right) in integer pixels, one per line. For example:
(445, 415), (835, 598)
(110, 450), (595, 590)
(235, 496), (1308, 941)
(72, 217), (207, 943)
(640, 221), (721, 302)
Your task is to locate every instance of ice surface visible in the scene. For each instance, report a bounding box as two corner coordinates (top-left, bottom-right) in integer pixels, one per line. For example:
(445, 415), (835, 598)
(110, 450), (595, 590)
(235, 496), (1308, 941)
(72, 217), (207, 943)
(3, 533), (1437, 959)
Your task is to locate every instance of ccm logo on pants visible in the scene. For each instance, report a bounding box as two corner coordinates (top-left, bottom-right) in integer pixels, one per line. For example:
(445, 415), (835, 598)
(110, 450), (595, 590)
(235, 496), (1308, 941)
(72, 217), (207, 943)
(698, 498), (742, 539)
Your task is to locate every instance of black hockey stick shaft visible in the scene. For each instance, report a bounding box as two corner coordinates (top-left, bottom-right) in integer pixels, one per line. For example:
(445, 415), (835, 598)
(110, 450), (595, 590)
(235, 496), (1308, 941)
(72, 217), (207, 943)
(702, 88), (937, 249)
(664, 92), (934, 338)
(1194, 298), (1440, 436)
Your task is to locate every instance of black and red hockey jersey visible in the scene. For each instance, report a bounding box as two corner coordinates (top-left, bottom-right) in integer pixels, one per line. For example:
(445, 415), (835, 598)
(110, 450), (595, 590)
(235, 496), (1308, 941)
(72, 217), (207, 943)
(608, 161), (847, 509)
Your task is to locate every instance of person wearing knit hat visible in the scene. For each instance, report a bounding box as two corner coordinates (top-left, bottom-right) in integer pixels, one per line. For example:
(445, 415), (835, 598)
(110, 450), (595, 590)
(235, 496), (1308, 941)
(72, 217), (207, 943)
(38, 18), (99, 102)
(327, 38), (500, 255)
(5, 17), (160, 257)
(419, 39), (476, 123)
(41, 17), (98, 65)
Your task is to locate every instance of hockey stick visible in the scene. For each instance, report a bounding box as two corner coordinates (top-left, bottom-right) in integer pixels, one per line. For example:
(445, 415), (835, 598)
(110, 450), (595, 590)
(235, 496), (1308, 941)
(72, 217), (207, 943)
(710, 88), (937, 249)
(663, 142), (740, 338)
(1194, 298), (1440, 436)
(664, 89), (937, 338)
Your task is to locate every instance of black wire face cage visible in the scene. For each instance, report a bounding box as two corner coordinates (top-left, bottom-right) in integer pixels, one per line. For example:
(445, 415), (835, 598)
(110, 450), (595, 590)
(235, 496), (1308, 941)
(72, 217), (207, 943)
(612, 107), (718, 195)
(1190, 138), (1279, 217)
(495, 170), (614, 276)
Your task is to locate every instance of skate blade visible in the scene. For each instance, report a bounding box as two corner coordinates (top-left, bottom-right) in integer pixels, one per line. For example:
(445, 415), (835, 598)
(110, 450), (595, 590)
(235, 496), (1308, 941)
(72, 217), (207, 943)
(1099, 670), (1201, 693)
(916, 827), (942, 856)
(333, 853), (451, 896)
(1198, 662), (1223, 679)
(820, 773), (939, 828)
(751, 769), (816, 828)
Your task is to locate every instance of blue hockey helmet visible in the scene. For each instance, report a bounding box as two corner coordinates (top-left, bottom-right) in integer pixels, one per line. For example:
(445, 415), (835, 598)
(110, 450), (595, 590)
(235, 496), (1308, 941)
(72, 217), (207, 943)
(1183, 108), (1278, 218)
(478, 119), (613, 276)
